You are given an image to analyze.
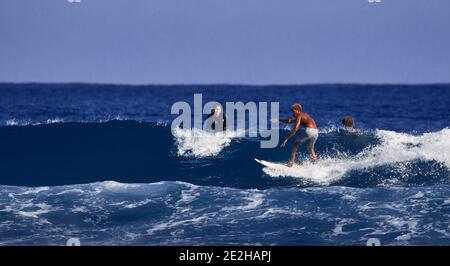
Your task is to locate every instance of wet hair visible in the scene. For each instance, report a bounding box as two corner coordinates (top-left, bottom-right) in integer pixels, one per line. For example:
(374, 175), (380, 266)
(342, 116), (354, 127)
(211, 104), (222, 114)
(290, 103), (302, 112)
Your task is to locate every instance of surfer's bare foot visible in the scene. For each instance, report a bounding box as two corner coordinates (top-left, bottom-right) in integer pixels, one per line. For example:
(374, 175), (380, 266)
(287, 161), (295, 167)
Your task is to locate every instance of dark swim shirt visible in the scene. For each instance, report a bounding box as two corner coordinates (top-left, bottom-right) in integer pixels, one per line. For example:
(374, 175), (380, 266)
(206, 112), (227, 131)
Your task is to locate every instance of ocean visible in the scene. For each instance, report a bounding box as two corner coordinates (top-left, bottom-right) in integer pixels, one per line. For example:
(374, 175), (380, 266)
(0, 83), (449, 245)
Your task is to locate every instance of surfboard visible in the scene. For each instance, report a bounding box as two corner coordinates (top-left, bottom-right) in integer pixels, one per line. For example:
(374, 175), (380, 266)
(255, 158), (300, 170)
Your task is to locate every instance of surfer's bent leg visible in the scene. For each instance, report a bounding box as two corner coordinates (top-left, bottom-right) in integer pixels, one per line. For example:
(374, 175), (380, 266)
(306, 128), (318, 163)
(288, 140), (300, 167)
(289, 131), (308, 167)
(307, 144), (318, 163)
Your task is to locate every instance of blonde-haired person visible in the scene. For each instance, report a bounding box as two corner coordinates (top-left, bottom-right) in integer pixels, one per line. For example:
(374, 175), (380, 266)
(275, 103), (318, 167)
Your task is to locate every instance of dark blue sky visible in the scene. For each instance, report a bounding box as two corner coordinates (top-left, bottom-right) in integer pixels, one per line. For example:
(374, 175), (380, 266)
(1, 0), (449, 84)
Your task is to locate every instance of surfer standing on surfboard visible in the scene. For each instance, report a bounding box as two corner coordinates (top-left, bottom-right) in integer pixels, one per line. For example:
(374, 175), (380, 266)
(275, 103), (318, 167)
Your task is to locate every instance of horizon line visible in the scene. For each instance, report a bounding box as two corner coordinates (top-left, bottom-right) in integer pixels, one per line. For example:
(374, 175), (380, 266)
(1, 81), (450, 87)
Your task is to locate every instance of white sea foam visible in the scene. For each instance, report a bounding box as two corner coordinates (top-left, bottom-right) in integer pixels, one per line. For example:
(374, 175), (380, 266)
(222, 191), (264, 212)
(16, 203), (53, 218)
(45, 118), (64, 124)
(172, 128), (244, 157)
(96, 181), (140, 191)
(5, 117), (64, 126)
(263, 128), (450, 184)
(55, 188), (85, 195)
(332, 219), (353, 236)
(123, 199), (153, 209)
(178, 186), (200, 205)
(17, 187), (50, 195)
(412, 191), (425, 199)
(71, 206), (88, 213)
(5, 119), (20, 126)
(256, 208), (304, 219)
(146, 216), (208, 235)
(395, 233), (412, 241)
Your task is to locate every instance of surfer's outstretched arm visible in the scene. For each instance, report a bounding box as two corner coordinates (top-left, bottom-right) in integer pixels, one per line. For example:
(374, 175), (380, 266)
(281, 118), (301, 147)
(278, 118), (295, 124)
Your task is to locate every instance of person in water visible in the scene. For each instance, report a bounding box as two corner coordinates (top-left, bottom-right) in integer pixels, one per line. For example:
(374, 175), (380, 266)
(278, 103), (318, 167)
(342, 116), (356, 132)
(206, 104), (227, 132)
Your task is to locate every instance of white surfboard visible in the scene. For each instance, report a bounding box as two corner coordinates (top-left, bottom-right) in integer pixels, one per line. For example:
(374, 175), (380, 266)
(254, 158), (300, 170)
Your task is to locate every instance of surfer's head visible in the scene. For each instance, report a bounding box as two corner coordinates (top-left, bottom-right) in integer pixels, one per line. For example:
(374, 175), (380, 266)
(342, 116), (354, 127)
(213, 104), (222, 117)
(290, 103), (302, 116)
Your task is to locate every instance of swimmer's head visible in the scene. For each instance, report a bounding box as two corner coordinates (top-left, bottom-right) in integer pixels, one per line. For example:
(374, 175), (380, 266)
(291, 103), (302, 116)
(342, 116), (354, 127)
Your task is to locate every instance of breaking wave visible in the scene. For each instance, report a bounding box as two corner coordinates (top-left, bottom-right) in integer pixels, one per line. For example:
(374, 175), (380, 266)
(262, 128), (450, 185)
(0, 121), (448, 189)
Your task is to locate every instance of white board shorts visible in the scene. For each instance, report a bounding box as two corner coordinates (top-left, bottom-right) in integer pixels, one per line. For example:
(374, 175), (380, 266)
(294, 128), (318, 149)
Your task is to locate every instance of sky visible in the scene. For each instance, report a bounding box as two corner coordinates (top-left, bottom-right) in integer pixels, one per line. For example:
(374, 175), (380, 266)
(0, 0), (449, 84)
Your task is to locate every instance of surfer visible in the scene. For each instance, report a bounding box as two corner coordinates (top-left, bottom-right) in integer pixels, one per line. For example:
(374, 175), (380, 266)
(206, 104), (227, 132)
(342, 116), (356, 132)
(277, 103), (318, 167)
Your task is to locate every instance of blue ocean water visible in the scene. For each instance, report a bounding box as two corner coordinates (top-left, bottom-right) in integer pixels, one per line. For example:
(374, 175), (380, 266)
(0, 83), (449, 245)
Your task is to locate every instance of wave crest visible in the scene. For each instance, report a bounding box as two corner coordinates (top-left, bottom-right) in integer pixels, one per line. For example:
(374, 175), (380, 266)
(262, 128), (450, 184)
(172, 128), (244, 157)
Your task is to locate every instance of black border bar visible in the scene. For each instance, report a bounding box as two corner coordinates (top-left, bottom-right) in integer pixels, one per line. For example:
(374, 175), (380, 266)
(0, 246), (447, 264)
